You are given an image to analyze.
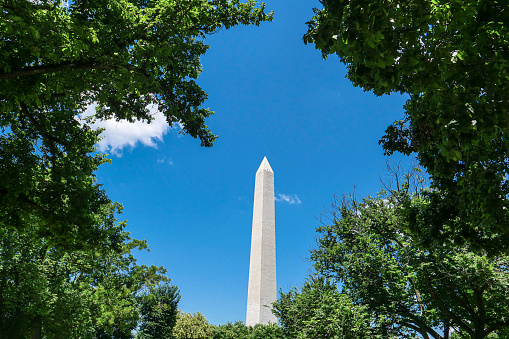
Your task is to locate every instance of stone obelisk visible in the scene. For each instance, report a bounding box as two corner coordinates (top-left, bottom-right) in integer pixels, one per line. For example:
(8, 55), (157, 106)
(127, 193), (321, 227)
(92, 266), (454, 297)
(246, 157), (277, 326)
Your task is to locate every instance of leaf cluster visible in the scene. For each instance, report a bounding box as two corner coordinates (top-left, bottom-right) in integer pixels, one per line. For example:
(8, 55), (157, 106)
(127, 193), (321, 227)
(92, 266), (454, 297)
(310, 187), (509, 338)
(0, 0), (272, 250)
(0, 207), (170, 338)
(172, 311), (212, 339)
(273, 276), (377, 339)
(209, 321), (283, 339)
(138, 284), (181, 339)
(304, 0), (509, 253)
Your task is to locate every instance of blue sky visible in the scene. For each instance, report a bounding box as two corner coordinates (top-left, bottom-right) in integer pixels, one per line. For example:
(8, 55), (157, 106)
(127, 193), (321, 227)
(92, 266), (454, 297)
(93, 0), (413, 325)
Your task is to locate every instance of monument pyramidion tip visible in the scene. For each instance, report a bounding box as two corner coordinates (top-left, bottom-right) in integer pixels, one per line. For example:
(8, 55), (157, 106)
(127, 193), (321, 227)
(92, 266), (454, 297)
(257, 156), (273, 173)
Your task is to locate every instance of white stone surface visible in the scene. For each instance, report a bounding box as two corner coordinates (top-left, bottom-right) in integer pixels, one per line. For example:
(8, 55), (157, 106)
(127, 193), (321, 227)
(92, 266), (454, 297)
(246, 157), (277, 326)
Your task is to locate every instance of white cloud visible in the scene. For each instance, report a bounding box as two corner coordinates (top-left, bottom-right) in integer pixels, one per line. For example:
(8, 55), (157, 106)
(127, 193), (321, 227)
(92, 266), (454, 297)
(275, 194), (302, 205)
(81, 103), (180, 156)
(157, 156), (174, 165)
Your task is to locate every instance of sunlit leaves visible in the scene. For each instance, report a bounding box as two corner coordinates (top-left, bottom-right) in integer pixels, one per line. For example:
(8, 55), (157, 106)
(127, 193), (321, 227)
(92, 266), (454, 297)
(304, 0), (509, 253)
(0, 211), (169, 337)
(310, 188), (509, 338)
(0, 0), (272, 250)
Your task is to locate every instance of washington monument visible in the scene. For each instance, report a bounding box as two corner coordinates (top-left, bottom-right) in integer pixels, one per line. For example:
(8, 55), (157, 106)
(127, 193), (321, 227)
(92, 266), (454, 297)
(246, 157), (277, 326)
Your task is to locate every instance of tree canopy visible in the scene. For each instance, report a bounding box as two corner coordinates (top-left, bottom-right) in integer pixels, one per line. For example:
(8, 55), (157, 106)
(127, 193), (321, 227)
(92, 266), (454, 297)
(209, 321), (283, 339)
(0, 2), (273, 337)
(274, 276), (376, 339)
(138, 284), (181, 339)
(173, 311), (212, 339)
(304, 0), (509, 253)
(0, 204), (171, 338)
(0, 0), (272, 250)
(308, 183), (509, 339)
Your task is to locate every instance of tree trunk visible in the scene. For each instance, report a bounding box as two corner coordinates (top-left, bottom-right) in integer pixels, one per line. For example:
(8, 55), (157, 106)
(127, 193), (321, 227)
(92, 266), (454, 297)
(443, 322), (449, 339)
(0, 274), (3, 339)
(30, 317), (41, 339)
(471, 330), (485, 339)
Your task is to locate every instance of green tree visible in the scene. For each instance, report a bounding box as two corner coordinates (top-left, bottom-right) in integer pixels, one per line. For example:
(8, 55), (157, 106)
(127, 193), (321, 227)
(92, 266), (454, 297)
(0, 0), (272, 250)
(451, 332), (504, 339)
(138, 283), (181, 339)
(274, 276), (376, 339)
(304, 0), (509, 253)
(209, 321), (250, 339)
(249, 323), (284, 339)
(208, 321), (283, 339)
(173, 311), (212, 339)
(0, 204), (168, 339)
(310, 185), (509, 339)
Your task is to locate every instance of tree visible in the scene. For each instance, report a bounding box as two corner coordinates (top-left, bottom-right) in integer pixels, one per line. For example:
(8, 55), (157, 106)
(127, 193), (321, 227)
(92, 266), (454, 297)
(0, 204), (169, 339)
(208, 321), (283, 339)
(310, 184), (509, 339)
(173, 311), (212, 339)
(138, 283), (181, 339)
(273, 276), (376, 339)
(451, 331), (508, 339)
(0, 0), (272, 250)
(248, 323), (284, 339)
(304, 0), (509, 253)
(209, 321), (250, 339)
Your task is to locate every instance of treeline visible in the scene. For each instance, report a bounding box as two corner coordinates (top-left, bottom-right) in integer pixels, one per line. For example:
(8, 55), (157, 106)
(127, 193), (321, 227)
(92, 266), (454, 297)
(272, 168), (509, 339)
(173, 313), (283, 339)
(4, 168), (507, 339)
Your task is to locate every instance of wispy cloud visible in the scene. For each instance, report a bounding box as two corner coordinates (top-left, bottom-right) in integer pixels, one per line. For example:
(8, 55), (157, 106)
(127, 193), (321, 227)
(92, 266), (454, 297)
(81, 103), (180, 156)
(275, 194), (302, 205)
(157, 156), (174, 165)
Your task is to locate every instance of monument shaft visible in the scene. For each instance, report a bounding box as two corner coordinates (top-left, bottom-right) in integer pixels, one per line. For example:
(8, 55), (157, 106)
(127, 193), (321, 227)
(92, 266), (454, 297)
(246, 157), (277, 326)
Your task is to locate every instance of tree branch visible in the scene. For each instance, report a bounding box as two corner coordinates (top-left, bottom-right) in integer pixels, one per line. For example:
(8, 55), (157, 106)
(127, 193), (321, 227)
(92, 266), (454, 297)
(400, 321), (433, 339)
(408, 276), (425, 315)
(402, 313), (444, 339)
(474, 287), (486, 331)
(424, 273), (474, 336)
(443, 322), (450, 339)
(20, 103), (59, 157)
(485, 320), (509, 336)
(0, 186), (46, 212)
(0, 61), (144, 80)
(445, 281), (477, 321)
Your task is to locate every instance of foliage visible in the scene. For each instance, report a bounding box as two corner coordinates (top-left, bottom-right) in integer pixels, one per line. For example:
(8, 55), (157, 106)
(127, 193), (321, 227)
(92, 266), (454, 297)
(0, 0), (272, 250)
(0, 1), (271, 336)
(451, 331), (504, 339)
(304, 0), (509, 253)
(138, 283), (181, 339)
(209, 321), (283, 339)
(249, 323), (285, 339)
(310, 185), (509, 339)
(273, 276), (376, 339)
(0, 204), (169, 338)
(173, 311), (212, 339)
(209, 321), (250, 339)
